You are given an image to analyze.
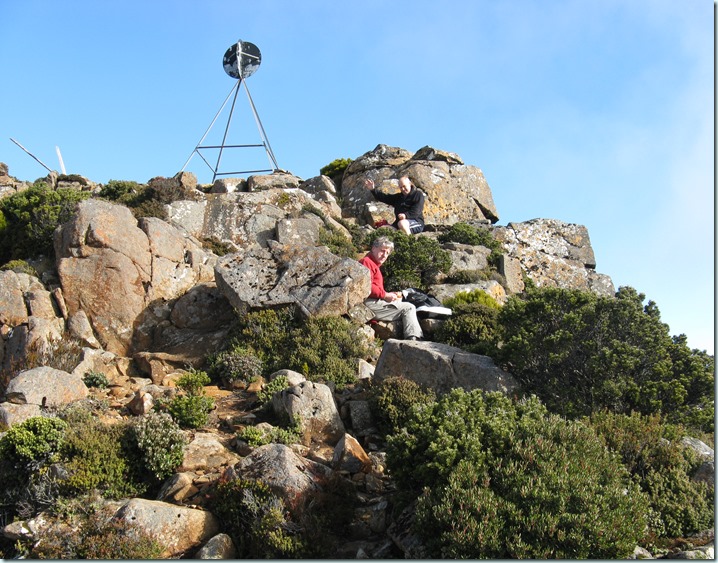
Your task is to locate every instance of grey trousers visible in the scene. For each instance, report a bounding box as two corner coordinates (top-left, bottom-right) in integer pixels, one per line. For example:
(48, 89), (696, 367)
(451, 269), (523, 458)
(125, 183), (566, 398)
(364, 298), (423, 339)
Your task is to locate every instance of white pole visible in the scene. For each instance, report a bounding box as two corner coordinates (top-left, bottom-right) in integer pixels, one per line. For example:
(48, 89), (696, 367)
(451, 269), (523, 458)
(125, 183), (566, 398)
(55, 146), (66, 174)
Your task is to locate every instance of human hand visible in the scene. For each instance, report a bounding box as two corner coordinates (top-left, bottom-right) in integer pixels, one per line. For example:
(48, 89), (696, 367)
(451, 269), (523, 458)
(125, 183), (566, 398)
(397, 213), (406, 220)
(364, 179), (375, 190)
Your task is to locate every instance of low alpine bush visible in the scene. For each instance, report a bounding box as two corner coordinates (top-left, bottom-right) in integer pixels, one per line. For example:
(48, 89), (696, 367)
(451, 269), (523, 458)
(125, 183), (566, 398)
(434, 301), (500, 355)
(128, 412), (186, 481)
(0, 182), (90, 263)
(368, 376), (436, 434)
(387, 390), (650, 558)
(164, 369), (215, 429)
(366, 229), (451, 291)
(211, 478), (307, 558)
(588, 410), (714, 542)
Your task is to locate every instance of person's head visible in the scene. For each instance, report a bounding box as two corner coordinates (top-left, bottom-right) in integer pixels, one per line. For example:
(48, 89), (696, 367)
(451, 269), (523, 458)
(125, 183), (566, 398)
(398, 176), (413, 196)
(370, 236), (394, 265)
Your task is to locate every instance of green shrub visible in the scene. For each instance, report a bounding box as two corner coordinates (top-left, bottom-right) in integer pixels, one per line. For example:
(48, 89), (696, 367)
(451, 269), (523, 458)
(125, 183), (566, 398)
(58, 407), (144, 499)
(229, 307), (369, 388)
(319, 158), (352, 182)
(201, 237), (235, 256)
(434, 301), (500, 355)
(437, 222), (503, 267)
(211, 478), (307, 558)
(0, 416), (67, 468)
(130, 198), (169, 220)
(286, 316), (368, 388)
(232, 307), (296, 375)
(442, 288), (501, 310)
(0, 182), (90, 263)
(257, 375), (289, 405)
(318, 225), (357, 258)
(82, 371), (109, 389)
(209, 345), (263, 386)
(164, 369), (215, 428)
(97, 179), (146, 205)
(368, 376), (436, 434)
(29, 498), (163, 559)
(0, 259), (38, 276)
(366, 229), (452, 291)
(175, 368), (211, 395)
(588, 410), (714, 541)
(167, 395), (214, 429)
(128, 412), (186, 481)
(497, 286), (714, 429)
(238, 419), (300, 447)
(0, 416), (68, 520)
(386, 390), (649, 558)
(444, 269), (489, 284)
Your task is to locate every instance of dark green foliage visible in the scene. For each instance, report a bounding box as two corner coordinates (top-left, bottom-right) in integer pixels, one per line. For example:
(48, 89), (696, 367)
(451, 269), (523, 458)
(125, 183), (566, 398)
(0, 416), (68, 520)
(666, 335), (715, 432)
(167, 395), (214, 429)
(318, 225), (358, 258)
(497, 285), (714, 428)
(256, 375), (290, 405)
(175, 368), (211, 395)
(0, 259), (38, 276)
(319, 157), (352, 183)
(82, 370), (109, 389)
(0, 182), (90, 263)
(366, 228), (452, 291)
(368, 376), (436, 434)
(386, 390), (649, 559)
(286, 315), (368, 387)
(0, 416), (67, 468)
(434, 301), (500, 355)
(588, 410), (714, 540)
(437, 222), (503, 267)
(128, 412), (186, 481)
(97, 179), (145, 204)
(209, 345), (264, 386)
(58, 406), (144, 499)
(212, 478), (308, 558)
(98, 177), (194, 220)
(229, 307), (369, 388)
(164, 370), (214, 429)
(200, 237), (235, 256)
(28, 498), (163, 559)
(232, 307), (296, 375)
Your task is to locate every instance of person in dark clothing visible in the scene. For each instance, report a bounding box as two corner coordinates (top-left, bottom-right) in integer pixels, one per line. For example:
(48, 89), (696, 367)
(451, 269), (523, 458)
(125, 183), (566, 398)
(364, 176), (425, 234)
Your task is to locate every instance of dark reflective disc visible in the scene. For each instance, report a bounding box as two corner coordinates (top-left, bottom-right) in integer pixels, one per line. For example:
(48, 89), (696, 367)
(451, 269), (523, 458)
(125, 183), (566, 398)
(223, 40), (262, 79)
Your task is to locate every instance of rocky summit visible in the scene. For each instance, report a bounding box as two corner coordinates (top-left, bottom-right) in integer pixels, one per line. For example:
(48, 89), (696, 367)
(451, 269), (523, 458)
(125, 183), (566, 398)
(0, 144), (712, 559)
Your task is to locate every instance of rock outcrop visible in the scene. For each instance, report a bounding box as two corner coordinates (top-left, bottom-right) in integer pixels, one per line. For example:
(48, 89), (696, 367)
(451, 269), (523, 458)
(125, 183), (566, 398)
(4, 147), (700, 560)
(340, 144), (499, 227)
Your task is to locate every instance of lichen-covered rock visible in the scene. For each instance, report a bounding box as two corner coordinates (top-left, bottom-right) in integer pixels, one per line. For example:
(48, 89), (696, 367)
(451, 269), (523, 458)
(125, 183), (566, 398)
(215, 242), (370, 318)
(374, 339), (520, 396)
(494, 218), (615, 297)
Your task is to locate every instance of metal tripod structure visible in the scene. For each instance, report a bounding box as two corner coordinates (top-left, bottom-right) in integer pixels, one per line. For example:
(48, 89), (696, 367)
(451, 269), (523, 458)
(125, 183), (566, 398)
(181, 40), (278, 182)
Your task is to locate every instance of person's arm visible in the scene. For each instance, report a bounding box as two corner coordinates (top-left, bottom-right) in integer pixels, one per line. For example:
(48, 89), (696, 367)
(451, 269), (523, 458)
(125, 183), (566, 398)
(359, 256), (386, 299)
(364, 179), (398, 206)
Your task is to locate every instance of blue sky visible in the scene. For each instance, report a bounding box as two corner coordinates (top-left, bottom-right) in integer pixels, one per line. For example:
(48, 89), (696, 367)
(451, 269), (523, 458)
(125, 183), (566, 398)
(1, 0), (714, 353)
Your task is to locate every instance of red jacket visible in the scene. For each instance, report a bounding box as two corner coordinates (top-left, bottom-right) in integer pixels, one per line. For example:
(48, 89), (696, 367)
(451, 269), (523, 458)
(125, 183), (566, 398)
(359, 253), (386, 299)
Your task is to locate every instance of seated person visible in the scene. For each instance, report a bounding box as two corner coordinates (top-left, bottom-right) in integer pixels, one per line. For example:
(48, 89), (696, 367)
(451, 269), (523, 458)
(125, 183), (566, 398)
(364, 176), (425, 235)
(358, 236), (423, 340)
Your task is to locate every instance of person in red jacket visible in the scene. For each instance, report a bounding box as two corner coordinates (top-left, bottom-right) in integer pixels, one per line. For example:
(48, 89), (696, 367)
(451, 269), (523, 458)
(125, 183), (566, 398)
(358, 236), (423, 340)
(364, 176), (425, 235)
